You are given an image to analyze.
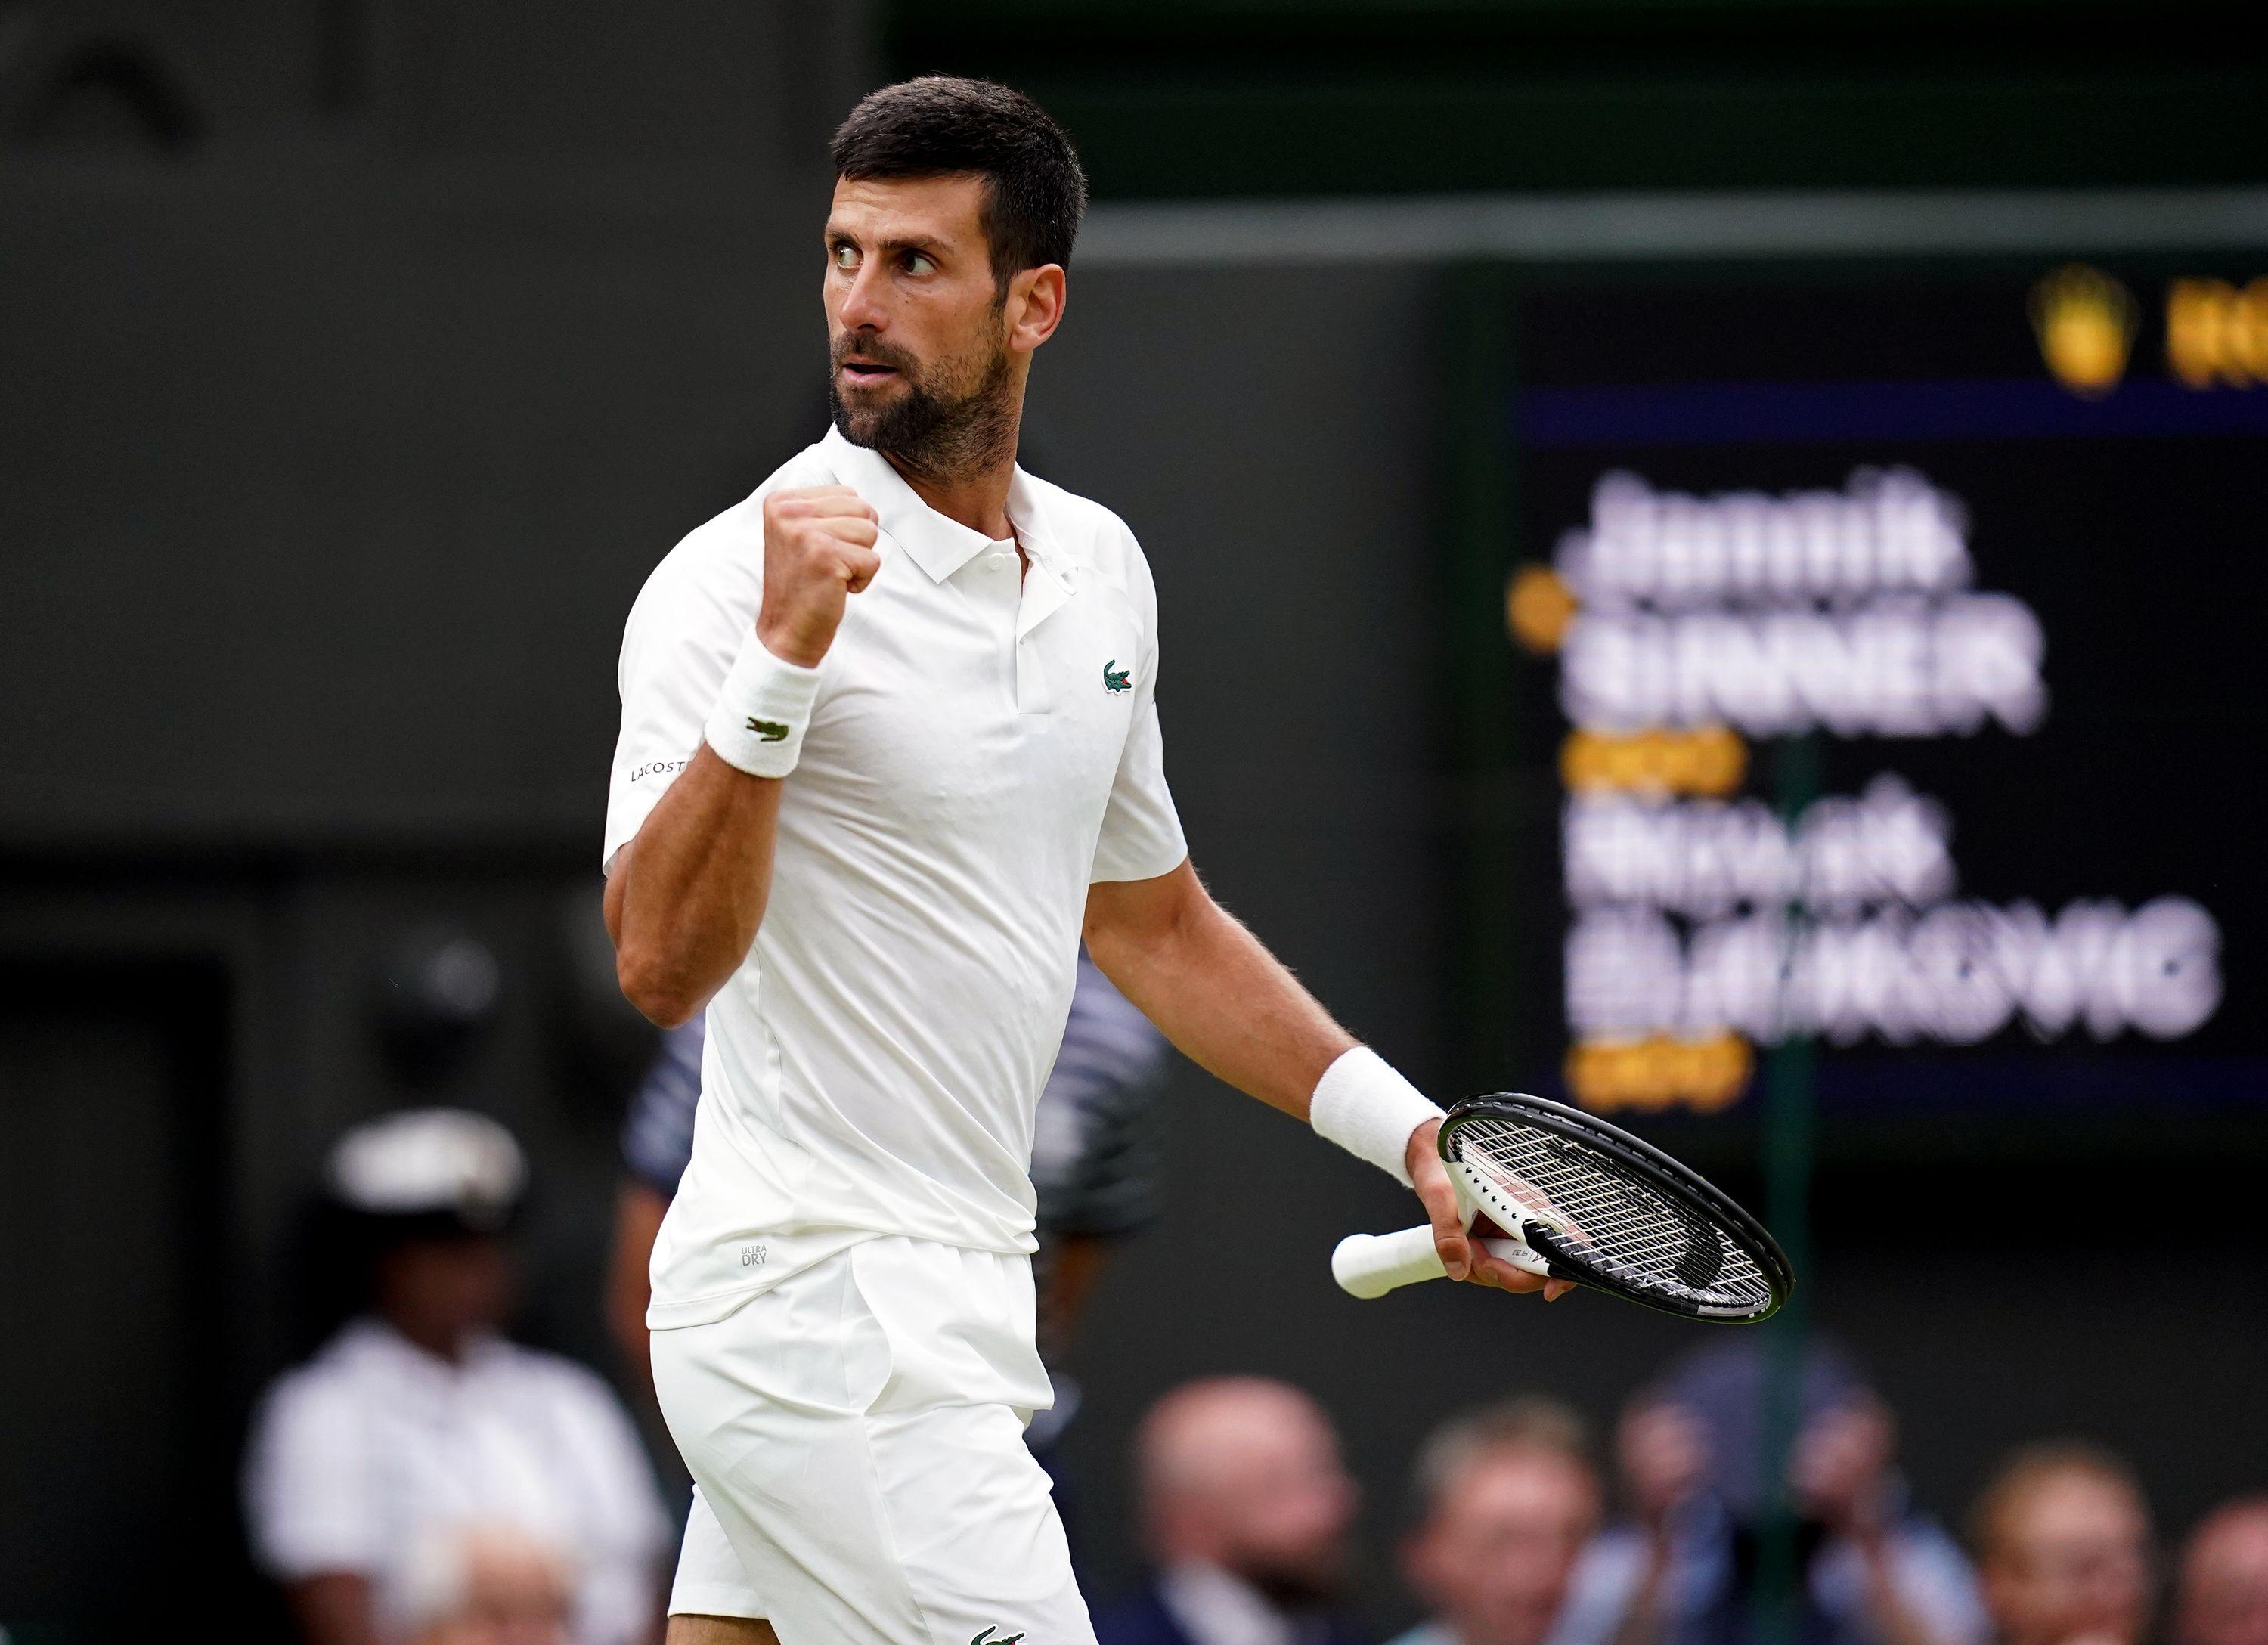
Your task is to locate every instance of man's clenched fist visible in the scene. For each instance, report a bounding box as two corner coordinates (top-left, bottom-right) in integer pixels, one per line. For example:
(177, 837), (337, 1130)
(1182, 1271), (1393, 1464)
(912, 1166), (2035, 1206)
(757, 485), (882, 668)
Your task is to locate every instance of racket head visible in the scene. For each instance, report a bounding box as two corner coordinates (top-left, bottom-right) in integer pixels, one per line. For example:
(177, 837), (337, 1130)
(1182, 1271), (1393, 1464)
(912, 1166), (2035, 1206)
(1440, 1094), (1794, 1323)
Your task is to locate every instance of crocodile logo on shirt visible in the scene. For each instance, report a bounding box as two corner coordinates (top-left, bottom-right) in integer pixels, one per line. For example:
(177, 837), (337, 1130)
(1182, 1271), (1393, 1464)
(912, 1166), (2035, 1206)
(745, 716), (789, 742)
(971, 1629), (1026, 1645)
(1101, 659), (1132, 694)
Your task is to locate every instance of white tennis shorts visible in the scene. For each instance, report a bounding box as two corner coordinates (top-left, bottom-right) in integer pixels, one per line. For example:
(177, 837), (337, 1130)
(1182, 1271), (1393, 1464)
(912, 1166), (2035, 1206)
(652, 1235), (1096, 1645)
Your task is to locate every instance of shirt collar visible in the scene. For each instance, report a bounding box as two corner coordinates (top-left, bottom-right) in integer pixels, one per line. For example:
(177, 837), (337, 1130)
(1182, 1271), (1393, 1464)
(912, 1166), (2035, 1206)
(820, 426), (988, 582)
(1157, 1563), (1300, 1645)
(1006, 466), (1073, 584)
(819, 425), (1067, 588)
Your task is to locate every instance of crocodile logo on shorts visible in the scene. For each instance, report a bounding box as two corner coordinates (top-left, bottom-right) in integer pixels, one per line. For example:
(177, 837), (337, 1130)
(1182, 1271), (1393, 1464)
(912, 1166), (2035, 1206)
(1101, 659), (1132, 694)
(971, 1629), (1026, 1645)
(745, 716), (789, 742)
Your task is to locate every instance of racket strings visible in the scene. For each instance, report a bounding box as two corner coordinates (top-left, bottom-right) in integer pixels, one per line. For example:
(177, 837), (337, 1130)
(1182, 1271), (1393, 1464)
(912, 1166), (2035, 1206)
(1454, 1117), (1774, 1312)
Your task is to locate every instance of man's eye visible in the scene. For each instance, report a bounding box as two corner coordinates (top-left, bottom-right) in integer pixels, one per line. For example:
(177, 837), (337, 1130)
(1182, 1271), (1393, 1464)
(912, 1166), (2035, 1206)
(905, 252), (935, 274)
(832, 244), (859, 270)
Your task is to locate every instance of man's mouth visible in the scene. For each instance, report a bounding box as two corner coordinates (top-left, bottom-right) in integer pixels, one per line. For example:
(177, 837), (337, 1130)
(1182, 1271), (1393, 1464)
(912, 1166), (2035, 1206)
(839, 358), (900, 384)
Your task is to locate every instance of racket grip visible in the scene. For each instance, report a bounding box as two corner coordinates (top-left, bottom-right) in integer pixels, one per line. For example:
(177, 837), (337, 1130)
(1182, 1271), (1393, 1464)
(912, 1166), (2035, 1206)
(1331, 1225), (1447, 1298)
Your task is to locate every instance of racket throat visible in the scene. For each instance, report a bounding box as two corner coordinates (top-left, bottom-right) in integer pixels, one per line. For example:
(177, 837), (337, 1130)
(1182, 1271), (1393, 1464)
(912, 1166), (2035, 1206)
(1448, 1161), (1560, 1278)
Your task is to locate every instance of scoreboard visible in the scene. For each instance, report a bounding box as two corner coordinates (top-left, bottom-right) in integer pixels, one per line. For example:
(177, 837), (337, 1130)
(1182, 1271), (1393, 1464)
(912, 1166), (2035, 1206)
(1472, 256), (2268, 1139)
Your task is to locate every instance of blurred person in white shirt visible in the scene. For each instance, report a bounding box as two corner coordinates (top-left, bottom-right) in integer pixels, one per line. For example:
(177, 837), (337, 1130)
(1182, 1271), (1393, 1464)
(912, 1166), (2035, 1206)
(398, 1524), (575, 1645)
(244, 1109), (670, 1645)
(1389, 1397), (1604, 1645)
(2177, 1498), (2268, 1645)
(1970, 1442), (2153, 1645)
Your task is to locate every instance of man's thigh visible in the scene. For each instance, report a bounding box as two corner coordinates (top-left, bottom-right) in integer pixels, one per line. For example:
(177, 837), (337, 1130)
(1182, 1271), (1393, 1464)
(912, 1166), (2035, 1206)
(679, 1388), (1092, 1645)
(652, 1249), (1095, 1645)
(670, 1485), (767, 1625)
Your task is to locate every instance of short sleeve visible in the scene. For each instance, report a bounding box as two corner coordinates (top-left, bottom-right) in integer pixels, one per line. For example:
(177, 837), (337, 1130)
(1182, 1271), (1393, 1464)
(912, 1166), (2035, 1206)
(1883, 1523), (1991, 1645)
(1089, 538), (1188, 884)
(241, 1371), (379, 1578)
(602, 513), (767, 874)
(1546, 1529), (1653, 1645)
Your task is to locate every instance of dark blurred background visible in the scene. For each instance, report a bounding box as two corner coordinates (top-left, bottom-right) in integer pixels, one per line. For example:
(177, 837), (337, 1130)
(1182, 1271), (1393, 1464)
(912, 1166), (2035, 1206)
(3, 2), (2265, 1640)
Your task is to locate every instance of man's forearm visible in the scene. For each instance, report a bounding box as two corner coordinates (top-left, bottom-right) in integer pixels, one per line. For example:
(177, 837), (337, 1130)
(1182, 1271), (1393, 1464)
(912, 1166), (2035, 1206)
(1086, 863), (1557, 1293)
(1084, 865), (1354, 1119)
(606, 745), (784, 1026)
(286, 1573), (378, 1645)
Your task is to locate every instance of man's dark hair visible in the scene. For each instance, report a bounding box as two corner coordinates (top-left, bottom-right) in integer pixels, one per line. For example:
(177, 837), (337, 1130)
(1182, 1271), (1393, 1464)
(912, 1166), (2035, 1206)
(831, 77), (1086, 288)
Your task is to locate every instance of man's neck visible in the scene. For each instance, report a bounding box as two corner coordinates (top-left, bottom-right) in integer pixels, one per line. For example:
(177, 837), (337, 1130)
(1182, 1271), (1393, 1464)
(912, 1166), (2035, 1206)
(883, 448), (1018, 543)
(378, 1309), (471, 1365)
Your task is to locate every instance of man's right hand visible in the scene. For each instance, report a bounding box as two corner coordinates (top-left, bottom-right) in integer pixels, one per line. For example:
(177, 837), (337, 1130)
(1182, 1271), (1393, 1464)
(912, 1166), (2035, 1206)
(1408, 1118), (1573, 1298)
(756, 485), (882, 668)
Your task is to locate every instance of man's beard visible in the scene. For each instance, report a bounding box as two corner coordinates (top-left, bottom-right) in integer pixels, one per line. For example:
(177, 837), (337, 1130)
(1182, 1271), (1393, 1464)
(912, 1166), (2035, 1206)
(829, 326), (1018, 482)
(1228, 1545), (1349, 1612)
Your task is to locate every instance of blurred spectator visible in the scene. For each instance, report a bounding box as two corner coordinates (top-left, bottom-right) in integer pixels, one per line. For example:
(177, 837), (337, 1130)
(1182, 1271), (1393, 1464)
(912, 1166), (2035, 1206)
(606, 1015), (704, 1405)
(1390, 1396), (1603, 1645)
(603, 953), (1170, 1493)
(244, 1109), (670, 1645)
(1971, 1442), (2153, 1645)
(1582, 1339), (1985, 1645)
(2177, 1499), (2268, 1645)
(1093, 1376), (1366, 1645)
(1026, 952), (1176, 1366)
(397, 1524), (575, 1645)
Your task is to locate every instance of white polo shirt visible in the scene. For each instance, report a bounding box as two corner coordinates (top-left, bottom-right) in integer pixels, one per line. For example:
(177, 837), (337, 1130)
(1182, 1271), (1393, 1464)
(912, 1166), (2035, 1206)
(605, 427), (1187, 1327)
(242, 1319), (670, 1645)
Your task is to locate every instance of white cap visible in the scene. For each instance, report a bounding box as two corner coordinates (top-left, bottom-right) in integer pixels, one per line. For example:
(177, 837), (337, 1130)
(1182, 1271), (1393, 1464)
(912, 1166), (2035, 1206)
(325, 1108), (527, 1228)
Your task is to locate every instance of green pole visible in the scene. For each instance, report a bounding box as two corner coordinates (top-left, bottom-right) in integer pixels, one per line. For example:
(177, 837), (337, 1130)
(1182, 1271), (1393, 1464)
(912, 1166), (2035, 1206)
(1752, 731), (1820, 1645)
(1439, 261), (1529, 1092)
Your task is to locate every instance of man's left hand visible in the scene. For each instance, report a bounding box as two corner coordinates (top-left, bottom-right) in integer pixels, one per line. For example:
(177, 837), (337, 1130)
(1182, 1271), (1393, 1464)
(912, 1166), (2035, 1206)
(1407, 1117), (1576, 1298)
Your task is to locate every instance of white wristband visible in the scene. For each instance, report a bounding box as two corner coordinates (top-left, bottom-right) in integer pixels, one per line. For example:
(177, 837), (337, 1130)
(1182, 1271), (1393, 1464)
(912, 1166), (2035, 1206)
(703, 635), (823, 779)
(1309, 1046), (1446, 1188)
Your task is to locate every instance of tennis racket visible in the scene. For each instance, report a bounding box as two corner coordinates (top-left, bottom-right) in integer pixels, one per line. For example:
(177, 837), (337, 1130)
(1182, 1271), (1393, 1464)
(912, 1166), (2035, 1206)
(1331, 1093), (1792, 1322)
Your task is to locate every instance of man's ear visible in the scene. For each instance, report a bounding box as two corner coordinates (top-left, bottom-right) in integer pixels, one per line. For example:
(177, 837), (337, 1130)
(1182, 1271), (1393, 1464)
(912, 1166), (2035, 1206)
(1005, 263), (1067, 354)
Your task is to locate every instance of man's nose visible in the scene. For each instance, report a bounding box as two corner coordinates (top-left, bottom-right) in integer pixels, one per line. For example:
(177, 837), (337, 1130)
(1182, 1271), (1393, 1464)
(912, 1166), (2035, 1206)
(839, 262), (888, 333)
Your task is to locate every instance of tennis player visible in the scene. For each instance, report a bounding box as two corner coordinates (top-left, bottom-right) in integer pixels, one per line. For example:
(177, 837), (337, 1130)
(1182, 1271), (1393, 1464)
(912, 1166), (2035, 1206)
(602, 75), (1569, 1645)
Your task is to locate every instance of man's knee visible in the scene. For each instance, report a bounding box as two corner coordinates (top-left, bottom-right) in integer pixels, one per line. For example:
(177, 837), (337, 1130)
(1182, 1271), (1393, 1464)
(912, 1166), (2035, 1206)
(667, 1614), (779, 1645)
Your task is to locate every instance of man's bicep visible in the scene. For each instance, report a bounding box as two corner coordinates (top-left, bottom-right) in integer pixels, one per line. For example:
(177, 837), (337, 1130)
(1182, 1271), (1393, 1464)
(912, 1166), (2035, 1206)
(1083, 857), (1199, 959)
(602, 838), (632, 946)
